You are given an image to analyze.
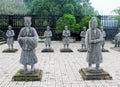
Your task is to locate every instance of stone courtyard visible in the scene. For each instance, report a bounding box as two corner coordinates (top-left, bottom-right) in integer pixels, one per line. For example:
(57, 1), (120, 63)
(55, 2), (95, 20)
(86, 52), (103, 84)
(0, 41), (120, 87)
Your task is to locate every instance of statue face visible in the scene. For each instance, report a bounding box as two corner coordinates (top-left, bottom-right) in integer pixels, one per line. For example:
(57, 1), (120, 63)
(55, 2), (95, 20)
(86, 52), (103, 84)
(24, 17), (32, 27)
(8, 26), (12, 30)
(90, 17), (98, 29)
(24, 20), (31, 27)
(47, 26), (50, 30)
(65, 26), (68, 30)
(83, 27), (86, 31)
(91, 20), (98, 29)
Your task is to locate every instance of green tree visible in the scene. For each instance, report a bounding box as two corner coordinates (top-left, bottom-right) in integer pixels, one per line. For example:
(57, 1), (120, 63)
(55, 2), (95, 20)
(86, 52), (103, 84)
(113, 7), (120, 27)
(56, 14), (77, 34)
(79, 15), (101, 31)
(24, 0), (98, 15)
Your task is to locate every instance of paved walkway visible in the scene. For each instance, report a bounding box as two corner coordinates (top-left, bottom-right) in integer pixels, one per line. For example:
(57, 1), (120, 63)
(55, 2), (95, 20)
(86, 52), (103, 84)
(0, 41), (120, 87)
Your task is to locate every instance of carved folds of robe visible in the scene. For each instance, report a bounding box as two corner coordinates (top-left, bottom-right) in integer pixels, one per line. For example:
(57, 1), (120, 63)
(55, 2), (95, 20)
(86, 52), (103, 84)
(101, 30), (106, 46)
(80, 31), (86, 45)
(6, 29), (15, 46)
(85, 29), (103, 64)
(44, 30), (52, 46)
(18, 27), (38, 65)
(62, 30), (71, 45)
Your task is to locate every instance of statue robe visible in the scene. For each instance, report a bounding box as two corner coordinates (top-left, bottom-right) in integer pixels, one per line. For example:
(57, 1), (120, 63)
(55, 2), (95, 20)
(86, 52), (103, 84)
(80, 31), (86, 45)
(44, 30), (52, 46)
(85, 28), (103, 64)
(62, 30), (71, 45)
(18, 27), (39, 65)
(101, 30), (106, 46)
(6, 29), (15, 46)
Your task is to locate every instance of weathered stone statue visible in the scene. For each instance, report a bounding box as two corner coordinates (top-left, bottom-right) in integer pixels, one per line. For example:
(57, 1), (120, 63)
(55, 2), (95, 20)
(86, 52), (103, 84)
(101, 26), (106, 50)
(114, 29), (120, 47)
(44, 26), (52, 48)
(6, 25), (15, 49)
(80, 26), (86, 49)
(62, 26), (71, 48)
(80, 17), (112, 80)
(85, 17), (103, 73)
(18, 16), (39, 74)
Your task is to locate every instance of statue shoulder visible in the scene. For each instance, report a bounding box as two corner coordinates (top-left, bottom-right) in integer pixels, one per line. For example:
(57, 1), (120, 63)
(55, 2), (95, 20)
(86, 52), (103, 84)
(97, 28), (101, 32)
(20, 27), (25, 31)
(31, 27), (37, 31)
(11, 30), (14, 32)
(86, 29), (91, 32)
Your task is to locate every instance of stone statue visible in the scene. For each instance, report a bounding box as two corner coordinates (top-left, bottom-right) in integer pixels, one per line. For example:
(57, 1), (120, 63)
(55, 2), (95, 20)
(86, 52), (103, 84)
(18, 16), (39, 74)
(85, 17), (103, 73)
(6, 25), (15, 49)
(101, 26), (106, 49)
(114, 29), (120, 47)
(80, 26), (86, 49)
(62, 26), (71, 48)
(44, 26), (52, 48)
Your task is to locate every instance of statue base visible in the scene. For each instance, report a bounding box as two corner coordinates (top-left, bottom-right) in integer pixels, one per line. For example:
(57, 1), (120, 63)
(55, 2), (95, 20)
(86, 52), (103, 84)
(0, 41), (6, 45)
(111, 47), (120, 52)
(60, 48), (73, 52)
(79, 68), (112, 80)
(102, 48), (109, 52)
(12, 69), (43, 81)
(78, 49), (87, 52)
(2, 48), (18, 53)
(41, 48), (54, 52)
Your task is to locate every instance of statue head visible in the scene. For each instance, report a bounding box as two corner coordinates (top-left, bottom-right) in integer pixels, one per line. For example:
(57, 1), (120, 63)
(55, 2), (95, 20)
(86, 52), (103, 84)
(47, 26), (50, 30)
(89, 17), (98, 29)
(65, 26), (68, 31)
(101, 26), (104, 31)
(83, 26), (86, 31)
(8, 25), (12, 30)
(24, 16), (32, 27)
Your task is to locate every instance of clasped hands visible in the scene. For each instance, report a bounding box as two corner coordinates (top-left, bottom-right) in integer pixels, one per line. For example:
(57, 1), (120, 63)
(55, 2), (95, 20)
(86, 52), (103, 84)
(90, 39), (100, 44)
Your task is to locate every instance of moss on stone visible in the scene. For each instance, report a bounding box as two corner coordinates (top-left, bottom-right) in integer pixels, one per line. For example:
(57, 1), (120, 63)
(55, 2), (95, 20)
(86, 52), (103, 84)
(41, 48), (54, 52)
(60, 48), (73, 52)
(2, 48), (18, 53)
(12, 69), (43, 81)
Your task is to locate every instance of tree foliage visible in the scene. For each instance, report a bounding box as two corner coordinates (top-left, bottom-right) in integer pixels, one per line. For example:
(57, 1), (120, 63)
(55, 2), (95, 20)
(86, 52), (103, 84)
(24, 0), (98, 15)
(56, 14), (77, 34)
(79, 15), (101, 31)
(113, 7), (120, 27)
(0, 0), (27, 14)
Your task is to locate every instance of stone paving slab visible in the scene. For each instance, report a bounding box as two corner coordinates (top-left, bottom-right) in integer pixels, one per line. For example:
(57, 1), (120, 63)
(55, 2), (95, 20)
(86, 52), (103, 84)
(0, 41), (120, 87)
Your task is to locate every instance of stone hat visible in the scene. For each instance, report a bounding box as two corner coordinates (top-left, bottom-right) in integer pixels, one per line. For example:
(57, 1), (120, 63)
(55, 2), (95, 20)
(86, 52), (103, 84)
(24, 16), (31, 23)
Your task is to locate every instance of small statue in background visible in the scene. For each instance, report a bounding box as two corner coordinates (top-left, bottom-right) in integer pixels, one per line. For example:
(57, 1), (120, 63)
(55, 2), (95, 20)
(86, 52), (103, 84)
(62, 26), (71, 48)
(101, 26), (106, 50)
(114, 29), (120, 47)
(80, 26), (86, 49)
(6, 25), (15, 50)
(44, 26), (52, 48)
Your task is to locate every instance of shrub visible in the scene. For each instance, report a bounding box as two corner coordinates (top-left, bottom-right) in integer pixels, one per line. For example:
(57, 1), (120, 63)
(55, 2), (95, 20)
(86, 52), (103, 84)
(55, 14), (77, 34)
(79, 15), (101, 31)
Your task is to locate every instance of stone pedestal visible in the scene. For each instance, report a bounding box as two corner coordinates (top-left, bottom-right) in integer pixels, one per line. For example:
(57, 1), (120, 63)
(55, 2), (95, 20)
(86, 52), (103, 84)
(79, 68), (112, 80)
(60, 48), (73, 52)
(2, 48), (18, 53)
(111, 47), (120, 52)
(41, 48), (54, 52)
(12, 69), (43, 81)
(78, 49), (87, 52)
